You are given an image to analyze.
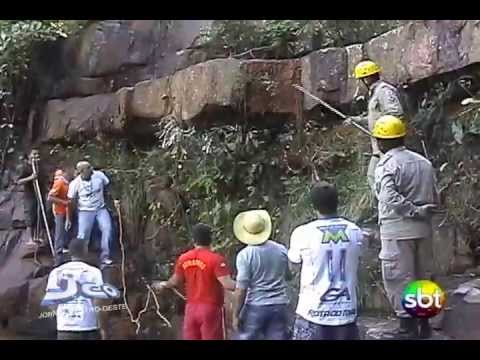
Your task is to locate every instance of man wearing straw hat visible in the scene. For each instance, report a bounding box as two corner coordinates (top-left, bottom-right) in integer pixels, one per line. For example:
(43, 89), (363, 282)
(232, 209), (289, 340)
(288, 182), (364, 340)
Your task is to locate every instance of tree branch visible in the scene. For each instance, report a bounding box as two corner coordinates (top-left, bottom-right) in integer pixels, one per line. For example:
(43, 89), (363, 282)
(231, 45), (275, 59)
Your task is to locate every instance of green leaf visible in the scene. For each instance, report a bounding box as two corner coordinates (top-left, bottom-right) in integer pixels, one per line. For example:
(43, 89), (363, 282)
(451, 122), (464, 144)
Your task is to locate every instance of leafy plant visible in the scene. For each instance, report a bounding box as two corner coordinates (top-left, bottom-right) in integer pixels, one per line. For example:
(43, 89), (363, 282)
(0, 20), (86, 98)
(197, 20), (407, 59)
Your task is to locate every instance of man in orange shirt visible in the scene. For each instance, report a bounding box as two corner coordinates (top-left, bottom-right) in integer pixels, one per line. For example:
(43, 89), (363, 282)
(48, 169), (70, 266)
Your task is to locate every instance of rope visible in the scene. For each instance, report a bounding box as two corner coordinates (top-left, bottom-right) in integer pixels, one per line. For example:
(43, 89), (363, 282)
(115, 199), (172, 336)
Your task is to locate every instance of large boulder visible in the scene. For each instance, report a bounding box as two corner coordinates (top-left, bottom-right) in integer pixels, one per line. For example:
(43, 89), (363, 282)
(0, 191), (26, 230)
(39, 20), (480, 138)
(241, 59), (302, 124)
(40, 20), (213, 100)
(301, 48), (348, 114)
(41, 87), (132, 142)
(68, 20), (157, 78)
(50, 76), (111, 99)
(365, 20), (479, 85)
(0, 230), (37, 320)
(130, 77), (171, 120)
(345, 44), (368, 103)
(170, 59), (246, 126)
(459, 20), (480, 64)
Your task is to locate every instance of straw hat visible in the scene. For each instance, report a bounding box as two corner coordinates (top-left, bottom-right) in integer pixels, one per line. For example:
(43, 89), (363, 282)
(233, 209), (272, 245)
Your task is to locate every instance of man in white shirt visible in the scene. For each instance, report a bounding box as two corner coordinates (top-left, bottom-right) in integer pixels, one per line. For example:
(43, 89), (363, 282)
(42, 238), (109, 340)
(66, 161), (113, 268)
(288, 182), (364, 340)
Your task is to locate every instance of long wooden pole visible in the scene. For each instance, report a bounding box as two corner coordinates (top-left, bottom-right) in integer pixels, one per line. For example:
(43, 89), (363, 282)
(292, 84), (372, 137)
(31, 157), (55, 256)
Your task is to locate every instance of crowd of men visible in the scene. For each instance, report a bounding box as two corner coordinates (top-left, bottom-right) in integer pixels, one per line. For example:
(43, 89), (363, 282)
(29, 59), (440, 340)
(153, 60), (439, 341)
(17, 158), (115, 268)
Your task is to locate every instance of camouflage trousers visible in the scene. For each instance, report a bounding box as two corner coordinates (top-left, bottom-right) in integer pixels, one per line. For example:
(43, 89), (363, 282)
(379, 237), (434, 318)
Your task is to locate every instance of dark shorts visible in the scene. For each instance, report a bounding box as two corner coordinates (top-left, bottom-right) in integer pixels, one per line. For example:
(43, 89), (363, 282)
(236, 304), (289, 340)
(23, 196), (37, 227)
(57, 330), (101, 340)
(292, 315), (359, 340)
(184, 303), (225, 340)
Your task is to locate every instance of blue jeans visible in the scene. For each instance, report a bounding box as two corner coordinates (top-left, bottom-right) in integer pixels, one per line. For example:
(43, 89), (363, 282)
(54, 214), (68, 262)
(292, 315), (359, 340)
(77, 208), (112, 263)
(236, 304), (288, 340)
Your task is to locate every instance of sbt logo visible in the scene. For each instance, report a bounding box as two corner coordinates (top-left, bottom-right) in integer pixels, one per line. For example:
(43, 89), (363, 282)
(401, 280), (446, 318)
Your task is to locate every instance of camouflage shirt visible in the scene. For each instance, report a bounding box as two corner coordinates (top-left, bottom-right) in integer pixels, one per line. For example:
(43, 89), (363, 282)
(367, 80), (404, 155)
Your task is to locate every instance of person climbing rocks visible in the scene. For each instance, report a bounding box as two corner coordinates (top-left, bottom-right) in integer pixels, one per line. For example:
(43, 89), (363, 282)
(42, 238), (109, 340)
(152, 223), (236, 340)
(373, 115), (439, 339)
(288, 182), (364, 340)
(16, 149), (44, 247)
(47, 169), (70, 266)
(344, 60), (405, 196)
(66, 161), (114, 269)
(232, 209), (290, 340)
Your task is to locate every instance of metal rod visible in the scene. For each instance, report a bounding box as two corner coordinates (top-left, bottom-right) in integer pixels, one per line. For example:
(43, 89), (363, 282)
(292, 84), (372, 137)
(421, 140), (429, 159)
(31, 158), (55, 256)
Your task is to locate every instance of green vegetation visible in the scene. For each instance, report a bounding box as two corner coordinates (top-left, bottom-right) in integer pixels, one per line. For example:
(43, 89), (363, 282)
(0, 20), (87, 101)
(44, 118), (372, 270)
(0, 20), (87, 172)
(198, 20), (406, 59)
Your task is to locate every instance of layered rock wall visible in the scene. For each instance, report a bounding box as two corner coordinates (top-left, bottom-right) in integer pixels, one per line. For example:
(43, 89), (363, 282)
(37, 20), (480, 143)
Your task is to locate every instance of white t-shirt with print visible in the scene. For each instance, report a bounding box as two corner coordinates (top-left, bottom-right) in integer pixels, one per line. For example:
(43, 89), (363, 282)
(46, 261), (104, 332)
(288, 217), (363, 326)
(68, 170), (110, 211)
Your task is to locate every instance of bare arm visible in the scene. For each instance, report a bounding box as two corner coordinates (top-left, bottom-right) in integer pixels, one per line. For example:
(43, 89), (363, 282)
(217, 275), (236, 292)
(67, 198), (75, 222)
(152, 273), (184, 292)
(17, 173), (37, 185)
(353, 115), (369, 127)
(48, 195), (69, 206)
(233, 287), (247, 318)
(164, 273), (183, 289)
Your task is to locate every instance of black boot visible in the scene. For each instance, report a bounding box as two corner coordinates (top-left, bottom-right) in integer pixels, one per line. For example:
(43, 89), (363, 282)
(418, 319), (432, 339)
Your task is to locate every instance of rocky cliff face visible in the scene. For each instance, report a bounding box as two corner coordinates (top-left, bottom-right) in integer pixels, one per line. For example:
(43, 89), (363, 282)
(33, 20), (480, 144)
(2, 19), (480, 339)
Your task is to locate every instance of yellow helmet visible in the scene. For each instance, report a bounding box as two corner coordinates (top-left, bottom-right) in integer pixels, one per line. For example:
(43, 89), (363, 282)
(354, 60), (381, 79)
(372, 115), (407, 139)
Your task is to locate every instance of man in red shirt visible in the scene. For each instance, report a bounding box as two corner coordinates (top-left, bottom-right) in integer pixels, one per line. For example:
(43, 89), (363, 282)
(153, 223), (235, 340)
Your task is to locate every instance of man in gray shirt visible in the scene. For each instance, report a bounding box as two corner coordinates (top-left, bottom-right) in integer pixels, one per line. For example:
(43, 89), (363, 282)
(232, 209), (289, 340)
(373, 115), (439, 339)
(66, 161), (114, 268)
